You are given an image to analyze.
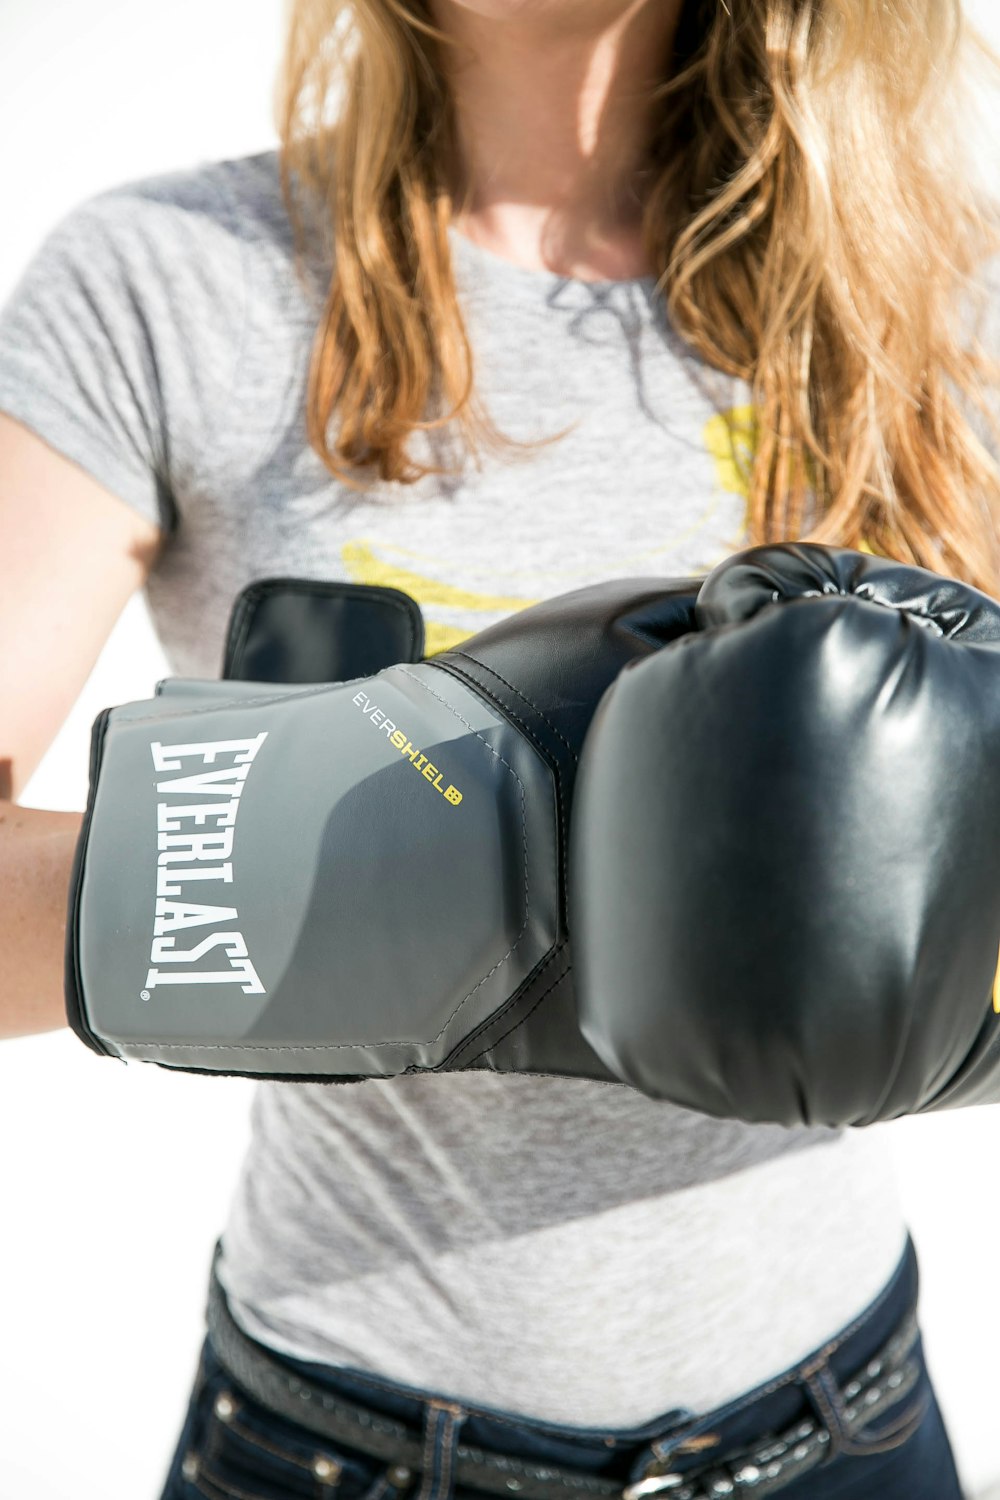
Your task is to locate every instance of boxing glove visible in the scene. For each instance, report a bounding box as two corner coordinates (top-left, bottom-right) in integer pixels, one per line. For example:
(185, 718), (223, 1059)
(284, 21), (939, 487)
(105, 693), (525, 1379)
(571, 542), (1000, 1128)
(65, 576), (700, 1082)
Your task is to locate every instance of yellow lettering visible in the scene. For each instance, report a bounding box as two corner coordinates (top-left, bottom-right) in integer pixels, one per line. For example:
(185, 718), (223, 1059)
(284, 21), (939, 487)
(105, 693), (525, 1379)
(384, 718), (462, 806)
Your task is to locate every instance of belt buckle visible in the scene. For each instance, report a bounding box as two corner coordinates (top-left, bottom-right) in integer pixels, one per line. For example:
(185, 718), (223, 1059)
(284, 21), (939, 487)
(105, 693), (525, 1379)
(621, 1467), (687, 1499)
(621, 1431), (725, 1500)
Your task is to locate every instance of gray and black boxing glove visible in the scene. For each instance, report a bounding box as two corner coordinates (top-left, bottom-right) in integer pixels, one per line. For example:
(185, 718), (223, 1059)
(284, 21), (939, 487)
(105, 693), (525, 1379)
(65, 576), (700, 1082)
(571, 542), (1000, 1128)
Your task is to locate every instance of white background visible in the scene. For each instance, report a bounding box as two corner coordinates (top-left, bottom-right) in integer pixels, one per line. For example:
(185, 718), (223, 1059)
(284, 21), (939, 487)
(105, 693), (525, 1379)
(0, 3), (999, 1497)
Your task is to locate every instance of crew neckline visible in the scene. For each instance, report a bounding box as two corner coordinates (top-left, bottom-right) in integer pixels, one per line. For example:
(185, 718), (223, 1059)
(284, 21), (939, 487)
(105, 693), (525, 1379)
(446, 220), (659, 293)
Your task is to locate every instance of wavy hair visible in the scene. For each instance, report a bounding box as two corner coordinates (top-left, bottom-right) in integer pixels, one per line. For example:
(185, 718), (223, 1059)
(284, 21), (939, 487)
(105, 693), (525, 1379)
(274, 0), (1000, 591)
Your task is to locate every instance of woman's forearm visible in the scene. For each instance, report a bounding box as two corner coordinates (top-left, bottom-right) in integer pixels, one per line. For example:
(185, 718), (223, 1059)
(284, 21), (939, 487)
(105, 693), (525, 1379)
(0, 800), (82, 1040)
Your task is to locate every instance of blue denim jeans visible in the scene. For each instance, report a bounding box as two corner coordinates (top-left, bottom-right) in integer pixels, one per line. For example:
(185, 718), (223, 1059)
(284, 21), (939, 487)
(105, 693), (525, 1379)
(159, 1233), (965, 1500)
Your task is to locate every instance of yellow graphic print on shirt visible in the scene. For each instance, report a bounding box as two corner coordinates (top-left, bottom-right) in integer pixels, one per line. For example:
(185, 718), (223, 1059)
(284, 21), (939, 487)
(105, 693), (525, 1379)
(342, 405), (761, 653)
(703, 404), (760, 501)
(705, 402), (886, 557)
(703, 404), (889, 565)
(706, 401), (839, 528)
(341, 540), (539, 654)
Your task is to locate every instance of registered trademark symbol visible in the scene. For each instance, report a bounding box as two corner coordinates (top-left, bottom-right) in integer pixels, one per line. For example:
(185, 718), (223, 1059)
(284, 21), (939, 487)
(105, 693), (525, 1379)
(140, 990), (150, 1002)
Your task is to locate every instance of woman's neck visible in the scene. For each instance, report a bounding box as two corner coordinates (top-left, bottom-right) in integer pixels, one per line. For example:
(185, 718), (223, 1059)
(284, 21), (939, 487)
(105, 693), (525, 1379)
(428, 0), (681, 282)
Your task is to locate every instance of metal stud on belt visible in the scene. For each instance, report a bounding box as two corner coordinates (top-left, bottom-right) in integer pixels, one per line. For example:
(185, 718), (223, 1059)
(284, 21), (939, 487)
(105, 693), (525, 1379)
(622, 1474), (687, 1499)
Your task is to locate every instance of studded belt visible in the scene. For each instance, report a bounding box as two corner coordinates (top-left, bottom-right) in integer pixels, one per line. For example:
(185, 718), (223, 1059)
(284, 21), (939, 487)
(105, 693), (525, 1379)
(205, 1259), (926, 1500)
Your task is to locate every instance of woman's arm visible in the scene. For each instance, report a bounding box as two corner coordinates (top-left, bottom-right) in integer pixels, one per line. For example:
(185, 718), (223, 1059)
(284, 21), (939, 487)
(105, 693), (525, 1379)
(0, 410), (163, 1038)
(0, 803), (81, 1039)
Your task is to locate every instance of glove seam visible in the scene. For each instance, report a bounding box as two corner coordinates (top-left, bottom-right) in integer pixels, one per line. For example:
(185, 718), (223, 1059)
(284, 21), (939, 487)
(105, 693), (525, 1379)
(444, 946), (569, 1069)
(450, 652), (579, 762)
(435, 657), (570, 930)
(394, 665), (536, 1053)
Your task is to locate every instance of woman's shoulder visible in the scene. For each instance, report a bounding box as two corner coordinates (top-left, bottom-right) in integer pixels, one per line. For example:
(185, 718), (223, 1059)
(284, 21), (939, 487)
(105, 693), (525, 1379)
(11, 148), (314, 361)
(67, 149), (286, 256)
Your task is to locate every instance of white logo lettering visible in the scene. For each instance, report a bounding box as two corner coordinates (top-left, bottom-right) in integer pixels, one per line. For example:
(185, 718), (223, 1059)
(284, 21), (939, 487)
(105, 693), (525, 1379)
(145, 735), (268, 995)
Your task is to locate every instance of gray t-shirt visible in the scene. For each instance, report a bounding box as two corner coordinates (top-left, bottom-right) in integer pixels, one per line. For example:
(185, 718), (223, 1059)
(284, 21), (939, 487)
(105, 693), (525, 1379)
(0, 151), (911, 1427)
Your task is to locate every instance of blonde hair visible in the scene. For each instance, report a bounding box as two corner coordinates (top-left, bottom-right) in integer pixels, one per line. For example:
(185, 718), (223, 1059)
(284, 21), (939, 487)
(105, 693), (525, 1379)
(275, 0), (1000, 591)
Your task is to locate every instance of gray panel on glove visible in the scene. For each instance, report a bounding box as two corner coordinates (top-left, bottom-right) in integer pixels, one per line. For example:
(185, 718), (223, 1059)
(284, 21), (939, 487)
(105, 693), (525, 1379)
(72, 665), (557, 1076)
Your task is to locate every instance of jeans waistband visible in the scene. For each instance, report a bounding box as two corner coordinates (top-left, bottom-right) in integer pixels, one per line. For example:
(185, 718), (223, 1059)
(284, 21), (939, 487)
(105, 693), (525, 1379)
(204, 1233), (924, 1500)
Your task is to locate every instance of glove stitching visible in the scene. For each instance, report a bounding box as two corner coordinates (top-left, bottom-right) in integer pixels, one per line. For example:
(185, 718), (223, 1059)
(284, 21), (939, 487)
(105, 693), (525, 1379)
(453, 957), (624, 1082)
(444, 946), (569, 1068)
(138, 796), (529, 1054)
(395, 663), (540, 1037)
(434, 659), (570, 928)
(450, 652), (579, 761)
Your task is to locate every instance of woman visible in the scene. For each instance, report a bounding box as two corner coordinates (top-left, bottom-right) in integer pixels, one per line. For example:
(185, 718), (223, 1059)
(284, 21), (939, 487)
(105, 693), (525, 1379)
(1, 1), (998, 1495)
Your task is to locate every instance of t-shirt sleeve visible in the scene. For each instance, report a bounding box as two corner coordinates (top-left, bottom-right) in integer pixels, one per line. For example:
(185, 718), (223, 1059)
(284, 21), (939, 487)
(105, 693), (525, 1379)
(0, 162), (249, 535)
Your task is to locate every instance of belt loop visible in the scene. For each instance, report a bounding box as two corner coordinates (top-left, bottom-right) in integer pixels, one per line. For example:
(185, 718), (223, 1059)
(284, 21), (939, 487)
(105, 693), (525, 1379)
(800, 1361), (850, 1459)
(415, 1398), (467, 1500)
